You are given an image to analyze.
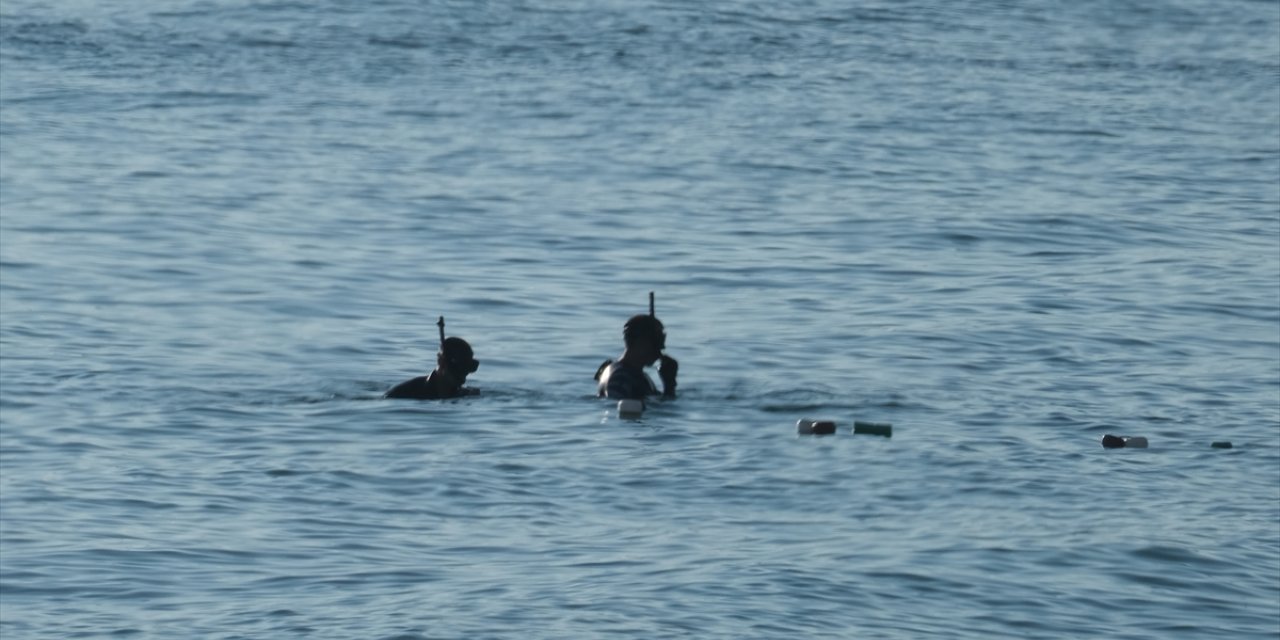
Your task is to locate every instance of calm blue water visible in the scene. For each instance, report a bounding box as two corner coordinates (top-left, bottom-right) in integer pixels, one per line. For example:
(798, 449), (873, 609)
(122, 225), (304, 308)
(2, 1), (1278, 638)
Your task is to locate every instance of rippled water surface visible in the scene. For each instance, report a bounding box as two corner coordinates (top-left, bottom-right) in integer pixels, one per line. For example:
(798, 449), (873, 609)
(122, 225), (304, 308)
(2, 1), (1278, 638)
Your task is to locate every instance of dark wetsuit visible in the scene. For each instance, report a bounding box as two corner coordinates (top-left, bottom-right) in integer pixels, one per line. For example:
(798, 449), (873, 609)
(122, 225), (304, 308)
(596, 361), (659, 400)
(385, 373), (473, 400)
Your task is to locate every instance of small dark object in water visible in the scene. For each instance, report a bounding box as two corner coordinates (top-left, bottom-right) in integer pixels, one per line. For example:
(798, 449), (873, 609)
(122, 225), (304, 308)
(797, 419), (837, 435)
(1211, 441), (1233, 449)
(1102, 434), (1148, 449)
(1102, 434), (1127, 449)
(853, 421), (892, 438)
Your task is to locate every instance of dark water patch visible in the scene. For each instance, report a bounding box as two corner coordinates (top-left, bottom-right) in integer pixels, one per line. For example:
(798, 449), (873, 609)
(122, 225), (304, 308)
(1016, 127), (1122, 138)
(123, 170), (171, 179)
(265, 469), (308, 477)
(315, 569), (447, 587)
(0, 582), (88, 597)
(1167, 300), (1279, 323)
(758, 400), (838, 414)
(0, 19), (101, 55)
(50, 496), (184, 512)
(1113, 570), (1202, 591)
(368, 34), (431, 50)
(232, 34), (298, 49)
(123, 90), (264, 109)
(385, 108), (467, 120)
(1130, 545), (1237, 568)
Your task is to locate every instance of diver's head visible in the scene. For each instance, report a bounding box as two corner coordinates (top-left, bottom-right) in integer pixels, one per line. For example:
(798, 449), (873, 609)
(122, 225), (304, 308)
(623, 314), (666, 363)
(438, 337), (479, 381)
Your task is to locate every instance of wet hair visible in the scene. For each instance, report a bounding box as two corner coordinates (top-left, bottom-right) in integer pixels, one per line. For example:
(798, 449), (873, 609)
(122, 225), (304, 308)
(623, 314), (665, 350)
(440, 337), (479, 373)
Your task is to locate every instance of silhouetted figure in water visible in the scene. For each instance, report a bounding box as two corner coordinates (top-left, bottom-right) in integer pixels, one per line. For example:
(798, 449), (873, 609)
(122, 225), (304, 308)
(595, 314), (678, 401)
(386, 337), (480, 400)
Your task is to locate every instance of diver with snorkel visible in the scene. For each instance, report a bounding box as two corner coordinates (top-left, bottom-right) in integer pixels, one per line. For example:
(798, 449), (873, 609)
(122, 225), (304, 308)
(385, 316), (480, 400)
(595, 292), (678, 401)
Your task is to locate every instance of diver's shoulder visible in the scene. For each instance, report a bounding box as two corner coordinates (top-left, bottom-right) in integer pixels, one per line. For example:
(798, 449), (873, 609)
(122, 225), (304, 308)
(594, 359), (615, 382)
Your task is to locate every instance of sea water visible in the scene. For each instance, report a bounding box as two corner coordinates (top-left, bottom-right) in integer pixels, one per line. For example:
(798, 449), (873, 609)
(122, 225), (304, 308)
(1, 1), (1278, 638)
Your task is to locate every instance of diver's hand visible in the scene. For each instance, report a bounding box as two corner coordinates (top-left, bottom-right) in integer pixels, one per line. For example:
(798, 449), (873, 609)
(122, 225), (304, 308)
(658, 354), (678, 398)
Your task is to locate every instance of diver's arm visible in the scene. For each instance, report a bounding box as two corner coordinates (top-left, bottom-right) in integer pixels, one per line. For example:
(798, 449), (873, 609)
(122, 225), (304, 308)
(658, 355), (678, 399)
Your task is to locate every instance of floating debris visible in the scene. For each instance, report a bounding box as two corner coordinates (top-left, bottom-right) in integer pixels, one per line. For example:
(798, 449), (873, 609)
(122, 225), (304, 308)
(1102, 434), (1147, 449)
(796, 419), (837, 435)
(853, 421), (893, 438)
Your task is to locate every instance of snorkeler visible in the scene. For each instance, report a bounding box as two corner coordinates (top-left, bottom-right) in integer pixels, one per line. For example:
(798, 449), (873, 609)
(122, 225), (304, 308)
(595, 311), (678, 401)
(385, 317), (480, 400)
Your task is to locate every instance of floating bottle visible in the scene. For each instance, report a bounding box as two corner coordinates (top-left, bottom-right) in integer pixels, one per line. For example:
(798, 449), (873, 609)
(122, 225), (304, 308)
(853, 421), (892, 438)
(796, 419), (837, 435)
(1102, 434), (1148, 449)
